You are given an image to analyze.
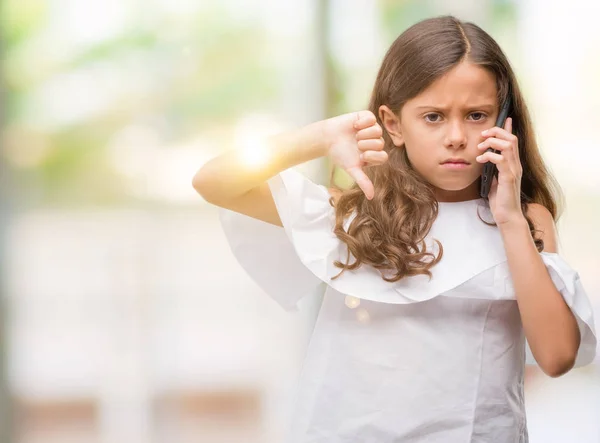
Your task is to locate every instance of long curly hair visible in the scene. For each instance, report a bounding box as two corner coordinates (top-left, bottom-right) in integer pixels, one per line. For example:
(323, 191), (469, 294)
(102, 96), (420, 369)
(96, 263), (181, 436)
(331, 15), (563, 282)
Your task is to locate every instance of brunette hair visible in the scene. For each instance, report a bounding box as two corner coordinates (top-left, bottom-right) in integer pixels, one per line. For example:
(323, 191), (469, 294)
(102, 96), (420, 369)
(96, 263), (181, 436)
(331, 15), (562, 282)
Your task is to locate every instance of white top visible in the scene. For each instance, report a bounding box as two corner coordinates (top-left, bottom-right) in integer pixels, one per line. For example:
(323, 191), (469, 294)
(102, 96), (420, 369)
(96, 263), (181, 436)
(219, 168), (597, 443)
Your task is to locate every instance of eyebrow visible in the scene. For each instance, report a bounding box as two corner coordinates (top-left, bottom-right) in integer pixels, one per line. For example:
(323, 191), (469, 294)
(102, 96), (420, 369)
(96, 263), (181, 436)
(415, 104), (496, 111)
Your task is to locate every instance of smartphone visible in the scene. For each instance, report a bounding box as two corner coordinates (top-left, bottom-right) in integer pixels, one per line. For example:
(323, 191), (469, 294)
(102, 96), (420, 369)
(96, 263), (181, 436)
(480, 96), (512, 198)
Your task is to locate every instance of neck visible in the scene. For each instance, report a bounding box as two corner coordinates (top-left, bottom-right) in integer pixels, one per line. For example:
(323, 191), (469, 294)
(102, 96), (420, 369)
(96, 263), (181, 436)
(434, 180), (480, 203)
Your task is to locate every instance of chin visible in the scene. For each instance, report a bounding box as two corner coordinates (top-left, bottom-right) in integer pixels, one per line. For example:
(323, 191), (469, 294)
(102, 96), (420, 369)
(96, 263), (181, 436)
(432, 177), (480, 193)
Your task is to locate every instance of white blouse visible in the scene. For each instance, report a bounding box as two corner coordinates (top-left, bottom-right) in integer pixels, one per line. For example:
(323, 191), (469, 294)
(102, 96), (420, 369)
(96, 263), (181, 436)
(219, 168), (597, 443)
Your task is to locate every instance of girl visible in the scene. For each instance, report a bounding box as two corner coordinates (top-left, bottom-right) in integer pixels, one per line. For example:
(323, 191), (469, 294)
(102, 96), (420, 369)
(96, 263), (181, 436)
(193, 15), (596, 443)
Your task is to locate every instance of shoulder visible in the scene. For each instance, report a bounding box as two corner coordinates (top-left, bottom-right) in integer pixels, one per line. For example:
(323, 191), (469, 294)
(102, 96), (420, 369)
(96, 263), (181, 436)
(526, 203), (555, 229)
(526, 203), (558, 253)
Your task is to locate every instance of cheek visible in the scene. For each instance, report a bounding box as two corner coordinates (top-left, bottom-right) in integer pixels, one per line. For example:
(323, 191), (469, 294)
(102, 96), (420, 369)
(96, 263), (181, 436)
(405, 126), (440, 148)
(404, 139), (436, 168)
(404, 149), (436, 179)
(469, 129), (487, 144)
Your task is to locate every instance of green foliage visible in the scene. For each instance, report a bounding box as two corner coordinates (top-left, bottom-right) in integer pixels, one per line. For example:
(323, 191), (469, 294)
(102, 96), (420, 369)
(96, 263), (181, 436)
(3, 4), (278, 205)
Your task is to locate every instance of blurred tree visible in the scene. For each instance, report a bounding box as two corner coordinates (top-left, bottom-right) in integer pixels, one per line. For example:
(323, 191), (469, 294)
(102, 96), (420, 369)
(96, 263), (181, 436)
(2, 2), (278, 205)
(0, 3), (16, 441)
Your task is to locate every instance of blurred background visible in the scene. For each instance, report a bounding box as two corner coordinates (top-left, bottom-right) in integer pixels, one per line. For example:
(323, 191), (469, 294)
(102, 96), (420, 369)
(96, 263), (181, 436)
(1, 0), (599, 442)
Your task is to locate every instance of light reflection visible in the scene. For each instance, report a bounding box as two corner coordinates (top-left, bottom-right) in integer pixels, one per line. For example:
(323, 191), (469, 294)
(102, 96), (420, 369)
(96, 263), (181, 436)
(356, 308), (370, 324)
(238, 136), (270, 168)
(344, 296), (360, 309)
(233, 114), (287, 168)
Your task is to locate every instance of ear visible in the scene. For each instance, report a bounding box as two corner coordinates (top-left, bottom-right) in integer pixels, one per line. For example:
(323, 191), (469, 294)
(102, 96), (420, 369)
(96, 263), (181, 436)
(378, 105), (404, 147)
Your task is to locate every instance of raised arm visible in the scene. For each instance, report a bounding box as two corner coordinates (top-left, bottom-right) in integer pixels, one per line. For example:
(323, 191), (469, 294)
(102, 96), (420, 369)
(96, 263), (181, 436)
(192, 111), (387, 226)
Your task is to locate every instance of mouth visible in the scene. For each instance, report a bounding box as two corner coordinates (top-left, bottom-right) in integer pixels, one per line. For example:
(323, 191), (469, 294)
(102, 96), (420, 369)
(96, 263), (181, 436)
(441, 158), (470, 165)
(440, 158), (471, 169)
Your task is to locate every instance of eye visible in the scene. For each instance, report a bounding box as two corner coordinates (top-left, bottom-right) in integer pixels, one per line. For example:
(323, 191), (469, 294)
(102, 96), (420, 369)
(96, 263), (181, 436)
(469, 112), (487, 121)
(424, 113), (442, 123)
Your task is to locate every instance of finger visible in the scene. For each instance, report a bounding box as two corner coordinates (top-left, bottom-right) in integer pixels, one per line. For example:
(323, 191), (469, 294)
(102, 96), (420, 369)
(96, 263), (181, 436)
(353, 111), (377, 131)
(478, 149), (521, 179)
(478, 128), (522, 173)
(504, 117), (519, 159)
(360, 150), (388, 164)
(477, 151), (504, 164)
(356, 124), (383, 141)
(477, 137), (512, 153)
(476, 151), (507, 170)
(481, 126), (517, 143)
(358, 138), (385, 152)
(476, 151), (514, 177)
(346, 166), (374, 200)
(505, 117), (513, 134)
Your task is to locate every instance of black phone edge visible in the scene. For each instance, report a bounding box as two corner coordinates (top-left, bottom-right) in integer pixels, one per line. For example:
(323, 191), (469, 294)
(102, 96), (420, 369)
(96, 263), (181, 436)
(480, 95), (512, 198)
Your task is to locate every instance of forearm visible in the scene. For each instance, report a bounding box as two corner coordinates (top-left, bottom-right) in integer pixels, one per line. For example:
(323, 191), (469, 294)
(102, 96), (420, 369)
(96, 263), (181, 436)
(193, 120), (327, 203)
(499, 218), (580, 376)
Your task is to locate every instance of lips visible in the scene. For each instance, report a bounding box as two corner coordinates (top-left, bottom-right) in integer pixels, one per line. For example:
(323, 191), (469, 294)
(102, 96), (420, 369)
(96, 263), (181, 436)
(441, 158), (470, 165)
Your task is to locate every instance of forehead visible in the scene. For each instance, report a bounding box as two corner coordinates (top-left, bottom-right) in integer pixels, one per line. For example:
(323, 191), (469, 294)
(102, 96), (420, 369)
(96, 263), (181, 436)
(408, 62), (497, 107)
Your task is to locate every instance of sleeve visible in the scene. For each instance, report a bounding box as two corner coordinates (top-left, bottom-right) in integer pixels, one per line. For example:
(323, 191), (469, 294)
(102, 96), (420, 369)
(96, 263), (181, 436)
(525, 252), (597, 367)
(218, 168), (334, 311)
(222, 168), (523, 307)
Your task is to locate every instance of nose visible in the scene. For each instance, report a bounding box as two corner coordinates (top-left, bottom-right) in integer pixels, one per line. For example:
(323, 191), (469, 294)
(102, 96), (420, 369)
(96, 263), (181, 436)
(443, 120), (467, 149)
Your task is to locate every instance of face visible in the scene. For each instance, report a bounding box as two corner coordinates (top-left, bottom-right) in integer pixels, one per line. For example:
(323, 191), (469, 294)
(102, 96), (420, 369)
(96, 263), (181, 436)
(379, 61), (499, 202)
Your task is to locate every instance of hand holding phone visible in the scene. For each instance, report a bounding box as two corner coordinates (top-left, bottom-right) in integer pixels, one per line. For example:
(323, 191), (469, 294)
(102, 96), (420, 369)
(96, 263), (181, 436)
(480, 96), (512, 198)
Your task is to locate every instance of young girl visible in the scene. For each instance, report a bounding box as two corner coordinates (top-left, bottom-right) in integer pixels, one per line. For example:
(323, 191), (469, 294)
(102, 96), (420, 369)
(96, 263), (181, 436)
(193, 15), (596, 443)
